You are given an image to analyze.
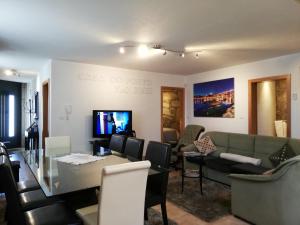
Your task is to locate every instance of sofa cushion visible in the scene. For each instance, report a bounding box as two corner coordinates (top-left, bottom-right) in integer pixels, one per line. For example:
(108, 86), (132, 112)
(288, 139), (300, 155)
(254, 135), (287, 168)
(204, 132), (229, 152)
(231, 163), (270, 175)
(228, 133), (255, 157)
(269, 144), (296, 167)
(204, 156), (239, 173)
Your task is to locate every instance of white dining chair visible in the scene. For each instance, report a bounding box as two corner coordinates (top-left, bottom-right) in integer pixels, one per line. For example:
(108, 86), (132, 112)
(45, 136), (71, 156)
(76, 160), (151, 225)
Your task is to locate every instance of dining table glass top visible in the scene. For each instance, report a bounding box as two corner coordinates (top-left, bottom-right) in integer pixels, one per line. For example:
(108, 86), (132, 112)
(22, 148), (134, 197)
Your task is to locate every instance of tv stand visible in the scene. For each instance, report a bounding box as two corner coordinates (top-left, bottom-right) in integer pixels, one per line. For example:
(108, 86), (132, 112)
(89, 138), (110, 155)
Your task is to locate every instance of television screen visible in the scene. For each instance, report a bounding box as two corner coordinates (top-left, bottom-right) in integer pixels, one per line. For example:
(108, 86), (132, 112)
(93, 110), (132, 138)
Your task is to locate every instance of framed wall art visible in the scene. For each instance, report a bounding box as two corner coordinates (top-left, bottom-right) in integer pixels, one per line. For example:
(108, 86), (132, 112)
(193, 78), (234, 118)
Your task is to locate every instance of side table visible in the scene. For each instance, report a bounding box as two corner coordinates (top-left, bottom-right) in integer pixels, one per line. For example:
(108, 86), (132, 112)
(182, 152), (205, 195)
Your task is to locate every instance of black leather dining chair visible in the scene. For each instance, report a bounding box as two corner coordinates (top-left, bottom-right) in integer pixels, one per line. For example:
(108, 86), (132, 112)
(0, 146), (40, 193)
(123, 137), (144, 160)
(0, 154), (82, 225)
(0, 155), (59, 211)
(109, 134), (127, 153)
(145, 141), (171, 168)
(144, 141), (172, 225)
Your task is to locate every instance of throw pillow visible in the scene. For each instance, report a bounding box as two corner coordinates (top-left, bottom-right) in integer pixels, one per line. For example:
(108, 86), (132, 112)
(269, 144), (296, 167)
(194, 136), (216, 155)
(220, 153), (262, 166)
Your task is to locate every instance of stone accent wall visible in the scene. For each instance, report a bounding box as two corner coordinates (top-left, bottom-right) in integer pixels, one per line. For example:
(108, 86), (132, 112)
(275, 79), (287, 120)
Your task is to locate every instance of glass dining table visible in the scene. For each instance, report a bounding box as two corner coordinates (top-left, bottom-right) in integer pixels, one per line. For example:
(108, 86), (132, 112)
(22, 148), (160, 197)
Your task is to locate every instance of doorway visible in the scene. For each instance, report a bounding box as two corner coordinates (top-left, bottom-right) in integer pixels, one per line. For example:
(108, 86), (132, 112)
(0, 80), (22, 148)
(161, 87), (185, 142)
(248, 74), (291, 137)
(42, 81), (49, 149)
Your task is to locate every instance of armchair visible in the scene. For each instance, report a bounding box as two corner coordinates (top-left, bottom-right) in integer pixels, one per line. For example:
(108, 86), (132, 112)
(230, 156), (300, 225)
(170, 124), (205, 168)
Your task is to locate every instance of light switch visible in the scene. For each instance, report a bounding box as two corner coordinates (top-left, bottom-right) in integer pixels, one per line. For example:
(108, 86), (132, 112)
(292, 93), (298, 101)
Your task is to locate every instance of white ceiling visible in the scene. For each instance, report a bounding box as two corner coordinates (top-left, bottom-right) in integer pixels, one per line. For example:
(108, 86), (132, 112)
(0, 0), (300, 75)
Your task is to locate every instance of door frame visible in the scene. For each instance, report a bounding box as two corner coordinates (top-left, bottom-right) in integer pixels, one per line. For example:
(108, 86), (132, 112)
(161, 86), (185, 141)
(42, 80), (49, 149)
(248, 74), (291, 137)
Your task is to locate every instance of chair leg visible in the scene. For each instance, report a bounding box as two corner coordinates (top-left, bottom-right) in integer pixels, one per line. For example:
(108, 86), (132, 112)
(181, 172), (184, 193)
(161, 202), (168, 225)
(144, 208), (148, 221)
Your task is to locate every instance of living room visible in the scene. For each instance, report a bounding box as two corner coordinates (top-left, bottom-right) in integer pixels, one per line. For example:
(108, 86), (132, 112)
(1, 1), (300, 225)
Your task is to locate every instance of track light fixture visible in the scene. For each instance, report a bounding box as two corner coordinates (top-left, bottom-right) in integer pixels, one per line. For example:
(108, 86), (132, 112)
(2, 69), (18, 76)
(118, 43), (202, 59)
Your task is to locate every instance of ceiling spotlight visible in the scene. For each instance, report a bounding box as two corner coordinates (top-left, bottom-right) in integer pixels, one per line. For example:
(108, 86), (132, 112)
(153, 44), (162, 50)
(195, 53), (200, 59)
(3, 69), (16, 76)
(119, 47), (125, 54)
(179, 52), (185, 58)
(163, 50), (167, 56)
(138, 44), (149, 58)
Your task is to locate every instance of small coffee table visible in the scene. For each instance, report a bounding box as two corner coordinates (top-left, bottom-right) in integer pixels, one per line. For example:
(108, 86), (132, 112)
(181, 152), (205, 195)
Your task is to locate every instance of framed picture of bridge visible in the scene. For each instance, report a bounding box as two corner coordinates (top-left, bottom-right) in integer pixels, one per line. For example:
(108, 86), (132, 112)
(193, 78), (235, 118)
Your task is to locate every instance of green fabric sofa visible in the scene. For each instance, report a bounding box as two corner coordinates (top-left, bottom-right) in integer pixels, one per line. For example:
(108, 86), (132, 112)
(230, 156), (300, 225)
(183, 131), (300, 225)
(183, 131), (300, 184)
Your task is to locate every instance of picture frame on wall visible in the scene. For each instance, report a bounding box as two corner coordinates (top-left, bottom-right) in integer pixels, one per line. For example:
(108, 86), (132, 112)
(193, 78), (235, 118)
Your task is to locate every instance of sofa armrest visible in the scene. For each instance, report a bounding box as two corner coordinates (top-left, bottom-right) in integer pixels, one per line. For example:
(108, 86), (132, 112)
(229, 174), (274, 182)
(230, 159), (298, 182)
(180, 144), (197, 152)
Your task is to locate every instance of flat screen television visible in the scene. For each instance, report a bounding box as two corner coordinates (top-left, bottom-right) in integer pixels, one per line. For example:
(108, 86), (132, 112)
(93, 110), (132, 138)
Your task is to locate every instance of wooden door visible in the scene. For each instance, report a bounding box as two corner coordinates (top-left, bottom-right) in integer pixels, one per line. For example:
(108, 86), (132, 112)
(42, 81), (49, 149)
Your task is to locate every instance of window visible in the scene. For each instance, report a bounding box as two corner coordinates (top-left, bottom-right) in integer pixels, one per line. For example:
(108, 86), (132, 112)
(8, 95), (15, 137)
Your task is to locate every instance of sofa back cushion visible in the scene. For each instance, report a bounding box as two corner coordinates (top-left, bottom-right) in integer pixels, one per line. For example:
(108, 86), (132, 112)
(228, 133), (255, 157)
(288, 139), (300, 155)
(203, 131), (229, 153)
(254, 135), (287, 168)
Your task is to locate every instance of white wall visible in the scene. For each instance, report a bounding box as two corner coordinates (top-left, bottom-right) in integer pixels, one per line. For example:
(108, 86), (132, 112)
(185, 52), (300, 138)
(50, 60), (185, 153)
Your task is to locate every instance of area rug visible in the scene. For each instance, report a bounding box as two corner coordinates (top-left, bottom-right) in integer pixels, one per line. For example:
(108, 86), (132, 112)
(167, 175), (231, 222)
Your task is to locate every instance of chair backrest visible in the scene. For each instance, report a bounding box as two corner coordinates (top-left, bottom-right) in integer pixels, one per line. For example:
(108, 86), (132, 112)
(145, 141), (172, 169)
(109, 134), (126, 153)
(98, 161), (151, 225)
(0, 146), (7, 156)
(45, 136), (71, 156)
(178, 124), (205, 146)
(0, 155), (25, 224)
(123, 137), (144, 160)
